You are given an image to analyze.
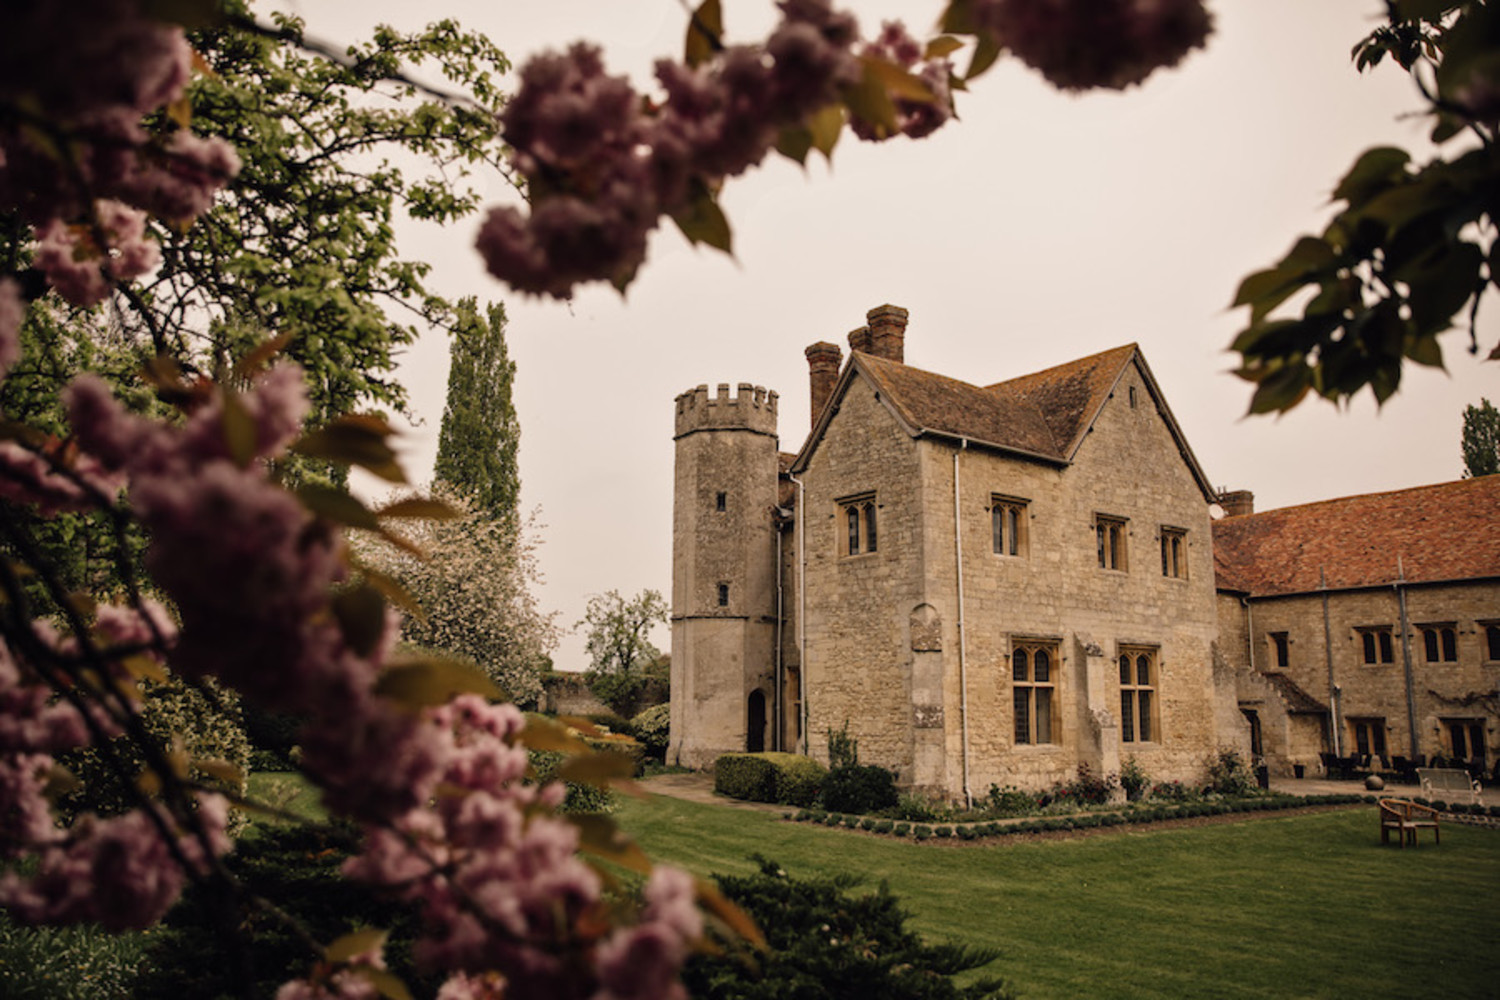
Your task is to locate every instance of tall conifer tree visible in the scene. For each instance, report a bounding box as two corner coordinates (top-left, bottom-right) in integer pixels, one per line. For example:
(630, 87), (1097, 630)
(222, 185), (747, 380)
(435, 299), (521, 524)
(1462, 398), (1500, 478)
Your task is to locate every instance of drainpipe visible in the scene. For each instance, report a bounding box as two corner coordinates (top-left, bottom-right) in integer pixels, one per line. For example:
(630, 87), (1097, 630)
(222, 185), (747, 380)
(952, 440), (972, 809)
(1395, 558), (1419, 760)
(774, 513), (784, 752)
(789, 473), (808, 755)
(1320, 567), (1341, 756)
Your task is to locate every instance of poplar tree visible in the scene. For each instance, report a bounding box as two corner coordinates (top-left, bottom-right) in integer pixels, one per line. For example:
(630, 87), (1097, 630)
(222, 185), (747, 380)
(1462, 398), (1500, 478)
(434, 299), (521, 525)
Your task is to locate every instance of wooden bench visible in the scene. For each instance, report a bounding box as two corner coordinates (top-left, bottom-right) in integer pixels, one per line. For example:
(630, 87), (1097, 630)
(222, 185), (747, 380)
(1379, 799), (1440, 847)
(1416, 767), (1482, 805)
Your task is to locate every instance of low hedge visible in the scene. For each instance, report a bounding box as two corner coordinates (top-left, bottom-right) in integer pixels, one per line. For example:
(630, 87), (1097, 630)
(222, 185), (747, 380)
(715, 752), (829, 805)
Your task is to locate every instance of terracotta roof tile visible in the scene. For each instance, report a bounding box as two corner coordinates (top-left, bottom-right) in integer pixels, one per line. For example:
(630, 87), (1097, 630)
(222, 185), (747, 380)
(1212, 477), (1500, 597)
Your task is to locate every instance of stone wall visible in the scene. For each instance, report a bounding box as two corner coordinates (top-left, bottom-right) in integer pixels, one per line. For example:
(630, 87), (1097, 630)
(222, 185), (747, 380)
(1223, 579), (1500, 769)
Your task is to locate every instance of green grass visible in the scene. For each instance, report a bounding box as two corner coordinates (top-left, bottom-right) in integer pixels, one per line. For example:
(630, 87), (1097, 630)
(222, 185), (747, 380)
(245, 769), (325, 826)
(0, 911), (151, 1000)
(617, 792), (1500, 999)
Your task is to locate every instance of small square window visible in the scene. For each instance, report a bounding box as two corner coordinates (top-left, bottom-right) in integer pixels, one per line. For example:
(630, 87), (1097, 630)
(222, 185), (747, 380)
(991, 496), (1028, 558)
(1270, 631), (1289, 668)
(1096, 515), (1127, 571)
(1160, 527), (1187, 579)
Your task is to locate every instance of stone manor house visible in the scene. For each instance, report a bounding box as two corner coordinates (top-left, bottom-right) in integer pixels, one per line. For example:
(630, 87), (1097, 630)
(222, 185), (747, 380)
(668, 305), (1500, 799)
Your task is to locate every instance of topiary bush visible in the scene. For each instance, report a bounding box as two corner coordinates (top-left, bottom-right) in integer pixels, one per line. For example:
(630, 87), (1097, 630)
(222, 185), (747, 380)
(629, 702), (671, 762)
(714, 753), (778, 802)
(821, 763), (899, 815)
(773, 755), (828, 807)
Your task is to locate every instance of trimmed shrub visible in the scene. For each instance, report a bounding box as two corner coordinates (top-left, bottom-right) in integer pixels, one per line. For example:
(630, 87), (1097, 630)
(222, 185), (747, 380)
(629, 702), (671, 762)
(914, 825), (932, 841)
(874, 820), (893, 834)
(773, 755), (828, 807)
(821, 763), (899, 815)
(934, 825), (952, 838)
(860, 817), (877, 831)
(715, 752), (826, 805)
(893, 822), (910, 837)
(682, 857), (1014, 1000)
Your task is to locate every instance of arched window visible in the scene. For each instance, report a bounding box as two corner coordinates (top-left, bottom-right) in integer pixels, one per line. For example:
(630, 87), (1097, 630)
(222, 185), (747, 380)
(1012, 642), (1056, 745)
(1120, 647), (1157, 743)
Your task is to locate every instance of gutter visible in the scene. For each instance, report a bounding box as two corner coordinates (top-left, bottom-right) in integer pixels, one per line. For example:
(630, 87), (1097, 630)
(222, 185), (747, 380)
(790, 472), (808, 755)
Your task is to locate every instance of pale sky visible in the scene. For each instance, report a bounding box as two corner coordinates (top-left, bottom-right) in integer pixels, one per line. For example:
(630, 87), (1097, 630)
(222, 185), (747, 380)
(281, 1), (1497, 672)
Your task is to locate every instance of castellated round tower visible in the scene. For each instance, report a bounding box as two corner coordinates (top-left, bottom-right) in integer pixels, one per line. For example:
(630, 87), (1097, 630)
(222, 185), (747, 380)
(669, 382), (781, 768)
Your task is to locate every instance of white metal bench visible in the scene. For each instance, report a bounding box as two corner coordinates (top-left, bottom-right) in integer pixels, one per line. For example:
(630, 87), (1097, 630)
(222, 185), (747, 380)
(1416, 767), (1482, 806)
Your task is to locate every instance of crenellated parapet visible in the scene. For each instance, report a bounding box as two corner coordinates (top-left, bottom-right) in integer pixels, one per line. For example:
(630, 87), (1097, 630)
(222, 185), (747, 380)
(674, 382), (779, 438)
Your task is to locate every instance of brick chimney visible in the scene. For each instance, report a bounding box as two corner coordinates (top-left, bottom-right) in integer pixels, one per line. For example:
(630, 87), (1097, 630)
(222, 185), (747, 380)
(847, 326), (872, 354)
(1217, 489), (1255, 517)
(805, 341), (842, 431)
(866, 304), (908, 363)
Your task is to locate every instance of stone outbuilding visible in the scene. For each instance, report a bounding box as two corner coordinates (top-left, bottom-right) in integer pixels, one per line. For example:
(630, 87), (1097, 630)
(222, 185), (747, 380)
(1214, 478), (1500, 778)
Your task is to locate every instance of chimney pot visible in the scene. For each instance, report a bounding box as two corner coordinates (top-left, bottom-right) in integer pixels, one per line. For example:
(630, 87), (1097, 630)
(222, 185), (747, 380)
(1217, 489), (1255, 517)
(805, 341), (842, 431)
(866, 304), (908, 363)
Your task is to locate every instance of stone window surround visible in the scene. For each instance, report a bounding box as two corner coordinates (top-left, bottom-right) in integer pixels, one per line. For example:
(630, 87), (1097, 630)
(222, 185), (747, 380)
(1269, 630), (1290, 668)
(989, 494), (1029, 558)
(1009, 636), (1061, 747)
(838, 492), (878, 557)
(1482, 621), (1500, 663)
(1348, 716), (1388, 758)
(1095, 513), (1128, 572)
(1356, 625), (1396, 666)
(1118, 644), (1159, 744)
(1416, 621), (1458, 664)
(1159, 525), (1187, 580)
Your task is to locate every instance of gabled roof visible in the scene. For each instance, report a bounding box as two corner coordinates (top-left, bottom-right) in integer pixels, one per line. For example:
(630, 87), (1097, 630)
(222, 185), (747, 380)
(1212, 477), (1500, 598)
(987, 344), (1139, 459)
(789, 343), (1216, 500)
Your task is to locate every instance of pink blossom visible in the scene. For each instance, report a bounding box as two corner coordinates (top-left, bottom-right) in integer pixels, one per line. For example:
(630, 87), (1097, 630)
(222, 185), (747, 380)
(0, 754), (64, 853)
(0, 277), (22, 379)
(972, 0), (1212, 92)
(437, 971), (507, 1000)
(118, 130), (242, 224)
(0, 440), (126, 515)
(32, 201), (160, 307)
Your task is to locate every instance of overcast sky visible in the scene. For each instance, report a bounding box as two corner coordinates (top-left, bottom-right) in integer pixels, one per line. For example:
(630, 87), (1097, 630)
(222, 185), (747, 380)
(281, 0), (1497, 672)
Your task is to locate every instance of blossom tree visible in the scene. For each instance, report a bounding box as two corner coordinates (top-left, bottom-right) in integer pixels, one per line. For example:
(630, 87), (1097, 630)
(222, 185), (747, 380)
(0, 0), (1222, 997)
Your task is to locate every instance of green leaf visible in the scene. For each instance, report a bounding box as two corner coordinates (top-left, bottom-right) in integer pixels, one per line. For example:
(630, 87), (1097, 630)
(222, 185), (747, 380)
(806, 104), (844, 160)
(1405, 334), (1445, 369)
(966, 34), (1003, 81)
(569, 813), (653, 875)
(375, 656), (501, 707)
(843, 60), (900, 139)
(520, 715), (592, 755)
(555, 750), (637, 786)
(325, 929), (387, 964)
(925, 36), (966, 60)
(775, 125), (813, 166)
(219, 390), (258, 468)
(296, 484), (381, 531)
(294, 415), (407, 484)
(684, 0), (723, 68)
(376, 496), (461, 520)
(939, 0), (980, 35)
(331, 583), (388, 657)
(1332, 147), (1410, 205)
(671, 185), (733, 254)
(1245, 364), (1312, 415)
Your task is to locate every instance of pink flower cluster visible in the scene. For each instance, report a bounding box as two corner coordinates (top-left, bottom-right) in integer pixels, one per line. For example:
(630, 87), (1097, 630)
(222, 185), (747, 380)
(0, 0), (239, 306)
(971, 0), (1212, 92)
(0, 602), (228, 933)
(478, 0), (937, 297)
(853, 21), (954, 141)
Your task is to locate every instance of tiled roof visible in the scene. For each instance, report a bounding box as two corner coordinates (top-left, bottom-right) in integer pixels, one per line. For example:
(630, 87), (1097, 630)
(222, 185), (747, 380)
(856, 353), (1066, 460)
(1212, 477), (1500, 597)
(988, 344), (1140, 459)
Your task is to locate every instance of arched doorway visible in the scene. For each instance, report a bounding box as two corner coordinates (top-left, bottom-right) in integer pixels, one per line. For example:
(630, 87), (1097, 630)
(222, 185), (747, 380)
(746, 690), (766, 753)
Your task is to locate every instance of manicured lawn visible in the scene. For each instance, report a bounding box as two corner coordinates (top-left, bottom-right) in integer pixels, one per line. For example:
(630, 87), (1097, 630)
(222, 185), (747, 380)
(616, 792), (1500, 999)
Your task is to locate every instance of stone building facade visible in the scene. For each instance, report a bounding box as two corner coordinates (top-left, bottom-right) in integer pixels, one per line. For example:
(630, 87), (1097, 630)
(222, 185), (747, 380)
(670, 305), (1242, 798)
(1214, 478), (1500, 778)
